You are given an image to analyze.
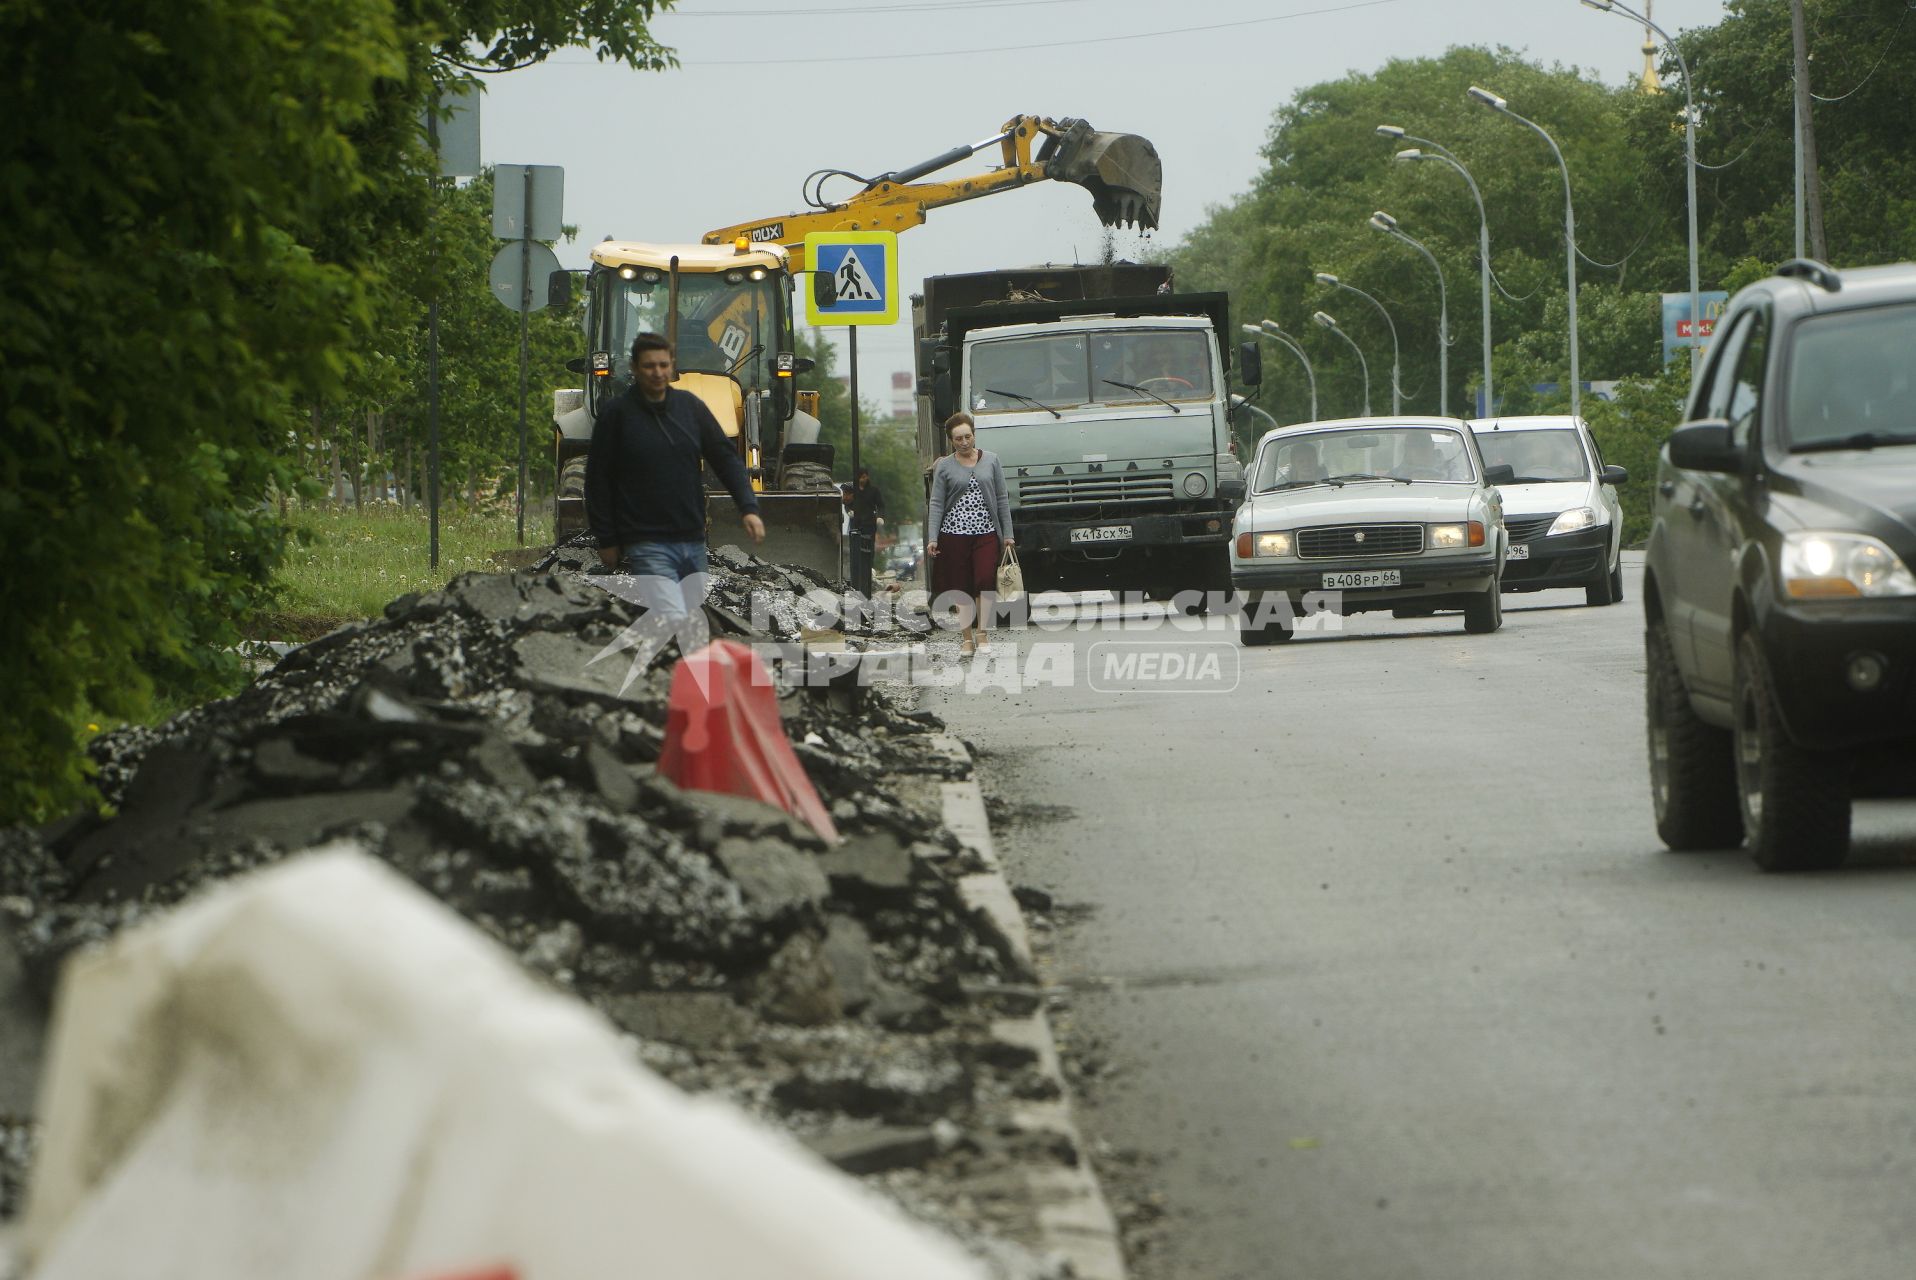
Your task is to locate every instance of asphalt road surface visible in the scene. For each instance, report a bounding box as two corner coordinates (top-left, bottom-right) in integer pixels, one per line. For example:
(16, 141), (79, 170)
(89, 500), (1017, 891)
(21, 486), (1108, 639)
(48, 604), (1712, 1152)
(927, 558), (1916, 1280)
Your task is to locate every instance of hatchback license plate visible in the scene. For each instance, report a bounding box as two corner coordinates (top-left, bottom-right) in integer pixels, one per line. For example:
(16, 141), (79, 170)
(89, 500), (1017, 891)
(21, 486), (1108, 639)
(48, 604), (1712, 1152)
(1507, 544), (1530, 560)
(1070, 525), (1133, 544)
(1322, 570), (1401, 589)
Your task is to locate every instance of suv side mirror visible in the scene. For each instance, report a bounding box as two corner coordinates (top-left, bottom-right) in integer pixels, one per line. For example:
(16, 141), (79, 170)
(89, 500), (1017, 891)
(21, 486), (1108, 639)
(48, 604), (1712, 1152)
(1600, 463), (1629, 486)
(1217, 479), (1247, 503)
(1483, 463), (1516, 486)
(1238, 342), (1263, 388)
(812, 271), (838, 309)
(1668, 420), (1741, 472)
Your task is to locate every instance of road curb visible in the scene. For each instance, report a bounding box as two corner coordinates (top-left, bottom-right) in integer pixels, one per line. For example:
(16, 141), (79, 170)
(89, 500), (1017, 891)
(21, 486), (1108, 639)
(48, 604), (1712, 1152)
(928, 733), (1127, 1280)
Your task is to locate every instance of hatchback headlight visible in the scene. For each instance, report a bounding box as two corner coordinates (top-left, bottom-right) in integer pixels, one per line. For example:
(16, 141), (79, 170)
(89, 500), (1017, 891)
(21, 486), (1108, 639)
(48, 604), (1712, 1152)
(1781, 532), (1916, 599)
(1547, 506), (1602, 536)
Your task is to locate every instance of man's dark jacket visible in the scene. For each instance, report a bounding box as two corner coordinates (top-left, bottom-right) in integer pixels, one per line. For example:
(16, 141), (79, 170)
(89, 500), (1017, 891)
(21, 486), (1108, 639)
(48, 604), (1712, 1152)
(585, 385), (759, 547)
(851, 481), (885, 534)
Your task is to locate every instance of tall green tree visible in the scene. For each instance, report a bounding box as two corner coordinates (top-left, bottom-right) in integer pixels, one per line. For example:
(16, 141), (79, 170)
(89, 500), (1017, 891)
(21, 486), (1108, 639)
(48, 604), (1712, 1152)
(0, 0), (672, 824)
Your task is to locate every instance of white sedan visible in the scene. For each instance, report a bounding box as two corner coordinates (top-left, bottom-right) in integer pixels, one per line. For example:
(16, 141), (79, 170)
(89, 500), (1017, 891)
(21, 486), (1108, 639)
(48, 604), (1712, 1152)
(1230, 418), (1510, 644)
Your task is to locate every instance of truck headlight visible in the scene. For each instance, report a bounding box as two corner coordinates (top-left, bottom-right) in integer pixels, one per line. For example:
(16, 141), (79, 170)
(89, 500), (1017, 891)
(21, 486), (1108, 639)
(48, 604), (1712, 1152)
(1547, 506), (1601, 536)
(1183, 473), (1207, 496)
(1782, 532), (1916, 599)
(1235, 531), (1294, 558)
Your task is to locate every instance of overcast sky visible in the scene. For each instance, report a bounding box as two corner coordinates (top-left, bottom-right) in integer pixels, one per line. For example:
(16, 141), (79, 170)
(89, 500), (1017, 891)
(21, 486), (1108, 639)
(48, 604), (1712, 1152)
(479, 0), (1730, 384)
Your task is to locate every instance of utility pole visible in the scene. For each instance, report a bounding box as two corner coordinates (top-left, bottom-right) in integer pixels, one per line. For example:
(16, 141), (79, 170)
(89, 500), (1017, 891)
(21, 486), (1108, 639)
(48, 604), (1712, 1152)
(1790, 0), (1828, 260)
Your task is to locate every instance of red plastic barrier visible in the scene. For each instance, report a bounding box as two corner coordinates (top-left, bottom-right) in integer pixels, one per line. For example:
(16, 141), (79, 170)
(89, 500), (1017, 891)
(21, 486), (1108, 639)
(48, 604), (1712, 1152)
(658, 640), (839, 843)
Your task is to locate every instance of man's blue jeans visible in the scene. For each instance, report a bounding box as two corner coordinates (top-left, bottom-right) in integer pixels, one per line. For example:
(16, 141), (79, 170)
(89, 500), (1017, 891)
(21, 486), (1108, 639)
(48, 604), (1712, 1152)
(620, 539), (709, 620)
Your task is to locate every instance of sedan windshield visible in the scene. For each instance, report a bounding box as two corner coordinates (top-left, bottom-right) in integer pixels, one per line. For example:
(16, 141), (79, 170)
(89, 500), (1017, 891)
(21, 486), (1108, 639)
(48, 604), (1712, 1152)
(1475, 428), (1589, 481)
(1253, 427), (1475, 492)
(1785, 302), (1916, 452)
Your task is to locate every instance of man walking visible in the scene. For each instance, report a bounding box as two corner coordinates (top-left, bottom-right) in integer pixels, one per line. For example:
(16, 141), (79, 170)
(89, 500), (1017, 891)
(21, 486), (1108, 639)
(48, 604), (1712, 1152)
(586, 333), (764, 618)
(848, 466), (885, 596)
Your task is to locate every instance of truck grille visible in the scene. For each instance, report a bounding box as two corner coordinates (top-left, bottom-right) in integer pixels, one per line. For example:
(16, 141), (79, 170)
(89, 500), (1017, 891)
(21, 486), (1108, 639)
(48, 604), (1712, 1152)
(1016, 471), (1176, 507)
(1504, 513), (1559, 541)
(1298, 523), (1425, 558)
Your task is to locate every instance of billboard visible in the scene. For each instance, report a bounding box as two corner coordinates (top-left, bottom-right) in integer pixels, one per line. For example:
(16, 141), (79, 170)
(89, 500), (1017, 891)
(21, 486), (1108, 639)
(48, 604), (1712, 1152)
(1662, 291), (1729, 365)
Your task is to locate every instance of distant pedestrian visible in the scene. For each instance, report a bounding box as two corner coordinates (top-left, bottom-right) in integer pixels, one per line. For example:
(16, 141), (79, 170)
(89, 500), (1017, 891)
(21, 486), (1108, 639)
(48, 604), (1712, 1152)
(926, 412), (1014, 656)
(848, 466), (886, 595)
(585, 332), (764, 619)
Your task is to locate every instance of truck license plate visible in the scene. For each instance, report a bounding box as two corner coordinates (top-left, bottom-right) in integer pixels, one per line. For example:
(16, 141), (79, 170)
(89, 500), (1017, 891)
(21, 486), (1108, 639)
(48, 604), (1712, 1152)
(1070, 525), (1133, 544)
(1322, 570), (1401, 589)
(1507, 544), (1530, 560)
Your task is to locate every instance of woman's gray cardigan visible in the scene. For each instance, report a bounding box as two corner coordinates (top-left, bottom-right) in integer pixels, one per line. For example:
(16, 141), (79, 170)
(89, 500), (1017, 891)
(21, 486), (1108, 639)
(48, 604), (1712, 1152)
(926, 451), (1014, 541)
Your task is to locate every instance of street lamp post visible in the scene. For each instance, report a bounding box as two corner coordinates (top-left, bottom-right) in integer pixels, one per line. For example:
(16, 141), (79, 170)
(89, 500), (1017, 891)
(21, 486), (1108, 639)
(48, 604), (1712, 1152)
(1580, 0), (1702, 379)
(1245, 322), (1318, 422)
(1366, 211), (1449, 417)
(1379, 127), (1494, 415)
(1312, 311), (1371, 417)
(1313, 272), (1401, 414)
(1469, 84), (1580, 416)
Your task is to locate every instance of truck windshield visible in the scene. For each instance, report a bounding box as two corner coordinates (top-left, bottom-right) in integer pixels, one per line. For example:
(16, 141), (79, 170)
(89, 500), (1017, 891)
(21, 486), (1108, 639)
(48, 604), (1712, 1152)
(600, 269), (786, 397)
(969, 328), (1213, 414)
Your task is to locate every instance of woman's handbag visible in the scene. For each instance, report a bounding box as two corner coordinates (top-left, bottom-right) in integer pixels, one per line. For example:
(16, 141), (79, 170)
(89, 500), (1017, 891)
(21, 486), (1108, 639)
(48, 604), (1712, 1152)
(995, 544), (1025, 602)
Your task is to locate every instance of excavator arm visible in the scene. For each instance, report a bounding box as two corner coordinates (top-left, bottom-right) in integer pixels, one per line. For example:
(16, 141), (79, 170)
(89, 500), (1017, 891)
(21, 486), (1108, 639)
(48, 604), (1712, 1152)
(702, 115), (1161, 274)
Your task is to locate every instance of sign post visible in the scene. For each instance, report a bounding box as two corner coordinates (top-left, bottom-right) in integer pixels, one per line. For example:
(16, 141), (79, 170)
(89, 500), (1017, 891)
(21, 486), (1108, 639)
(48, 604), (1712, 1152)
(803, 230), (899, 486)
(422, 82), (481, 569)
(491, 165), (565, 544)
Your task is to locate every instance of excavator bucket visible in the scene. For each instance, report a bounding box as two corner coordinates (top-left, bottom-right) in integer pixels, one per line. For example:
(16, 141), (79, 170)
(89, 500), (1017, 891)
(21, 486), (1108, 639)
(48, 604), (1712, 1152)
(709, 492), (844, 584)
(1039, 119), (1162, 231)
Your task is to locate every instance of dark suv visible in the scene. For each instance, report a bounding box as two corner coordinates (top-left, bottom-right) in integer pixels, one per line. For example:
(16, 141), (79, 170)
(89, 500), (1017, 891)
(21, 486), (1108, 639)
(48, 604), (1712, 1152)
(1645, 259), (1916, 871)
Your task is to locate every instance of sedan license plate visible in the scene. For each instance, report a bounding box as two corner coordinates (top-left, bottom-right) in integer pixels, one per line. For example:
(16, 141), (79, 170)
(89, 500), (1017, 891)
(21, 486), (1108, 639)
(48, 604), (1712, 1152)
(1322, 569), (1401, 589)
(1507, 543), (1530, 560)
(1070, 525), (1133, 544)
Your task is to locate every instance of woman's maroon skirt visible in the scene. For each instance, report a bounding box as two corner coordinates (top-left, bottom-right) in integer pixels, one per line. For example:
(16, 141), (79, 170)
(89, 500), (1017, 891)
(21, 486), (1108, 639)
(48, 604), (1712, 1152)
(931, 530), (1001, 596)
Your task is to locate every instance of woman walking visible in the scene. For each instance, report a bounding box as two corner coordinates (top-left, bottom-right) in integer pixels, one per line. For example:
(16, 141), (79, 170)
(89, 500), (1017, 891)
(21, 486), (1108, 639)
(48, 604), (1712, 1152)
(926, 412), (1015, 655)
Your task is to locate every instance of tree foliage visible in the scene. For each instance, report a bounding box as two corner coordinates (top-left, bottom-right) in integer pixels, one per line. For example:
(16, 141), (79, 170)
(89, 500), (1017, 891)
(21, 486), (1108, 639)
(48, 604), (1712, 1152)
(0, 0), (671, 824)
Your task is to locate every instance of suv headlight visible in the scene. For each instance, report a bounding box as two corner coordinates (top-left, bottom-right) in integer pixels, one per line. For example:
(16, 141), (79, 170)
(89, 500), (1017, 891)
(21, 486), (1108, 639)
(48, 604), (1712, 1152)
(1547, 506), (1602, 536)
(1781, 531), (1916, 599)
(1234, 531), (1294, 558)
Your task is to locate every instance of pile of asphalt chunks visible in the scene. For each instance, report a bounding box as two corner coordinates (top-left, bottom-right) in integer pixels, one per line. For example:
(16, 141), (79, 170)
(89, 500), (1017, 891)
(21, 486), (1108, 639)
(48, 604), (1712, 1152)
(0, 544), (1065, 1274)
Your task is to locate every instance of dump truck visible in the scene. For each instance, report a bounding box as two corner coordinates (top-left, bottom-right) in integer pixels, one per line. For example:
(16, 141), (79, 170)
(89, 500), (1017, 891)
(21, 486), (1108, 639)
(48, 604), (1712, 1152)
(552, 115), (1161, 580)
(913, 263), (1256, 599)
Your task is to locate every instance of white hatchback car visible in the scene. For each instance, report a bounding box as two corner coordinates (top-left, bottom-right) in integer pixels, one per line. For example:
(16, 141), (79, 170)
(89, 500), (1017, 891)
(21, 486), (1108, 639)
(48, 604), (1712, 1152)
(1230, 418), (1510, 644)
(1468, 415), (1628, 606)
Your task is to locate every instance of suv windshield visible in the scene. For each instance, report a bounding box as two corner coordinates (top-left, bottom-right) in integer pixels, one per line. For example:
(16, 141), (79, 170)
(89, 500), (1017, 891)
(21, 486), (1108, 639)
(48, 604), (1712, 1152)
(1253, 427), (1475, 492)
(1785, 302), (1916, 451)
(599, 269), (786, 398)
(1475, 428), (1589, 481)
(970, 328), (1213, 413)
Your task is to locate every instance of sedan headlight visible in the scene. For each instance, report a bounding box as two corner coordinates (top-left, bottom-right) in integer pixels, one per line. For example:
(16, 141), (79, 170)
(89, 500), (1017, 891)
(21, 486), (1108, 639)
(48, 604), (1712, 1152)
(1428, 522), (1486, 549)
(1547, 506), (1602, 536)
(1781, 531), (1916, 599)
(1235, 530), (1294, 558)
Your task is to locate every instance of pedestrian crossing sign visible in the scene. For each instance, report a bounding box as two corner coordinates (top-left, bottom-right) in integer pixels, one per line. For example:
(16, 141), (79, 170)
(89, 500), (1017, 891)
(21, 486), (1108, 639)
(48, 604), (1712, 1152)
(805, 231), (899, 326)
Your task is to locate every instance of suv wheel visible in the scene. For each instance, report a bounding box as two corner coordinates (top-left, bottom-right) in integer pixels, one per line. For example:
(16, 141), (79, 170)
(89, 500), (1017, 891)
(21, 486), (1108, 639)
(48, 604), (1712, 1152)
(1646, 619), (1743, 850)
(1462, 577), (1503, 634)
(1732, 630), (1852, 871)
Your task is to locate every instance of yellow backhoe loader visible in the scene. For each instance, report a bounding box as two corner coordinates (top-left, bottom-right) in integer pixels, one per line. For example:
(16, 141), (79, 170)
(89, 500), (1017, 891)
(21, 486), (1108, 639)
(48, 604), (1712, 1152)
(552, 115), (1161, 580)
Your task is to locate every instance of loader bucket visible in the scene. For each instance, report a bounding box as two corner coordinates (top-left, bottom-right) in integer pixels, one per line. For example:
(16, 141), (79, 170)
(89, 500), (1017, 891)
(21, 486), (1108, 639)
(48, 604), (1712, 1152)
(1039, 119), (1162, 231)
(708, 492), (844, 584)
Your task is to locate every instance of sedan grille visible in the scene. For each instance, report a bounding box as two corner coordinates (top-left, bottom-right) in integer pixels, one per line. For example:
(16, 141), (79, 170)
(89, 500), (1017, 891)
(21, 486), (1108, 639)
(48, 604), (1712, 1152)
(1504, 513), (1559, 541)
(1017, 471), (1176, 507)
(1297, 523), (1425, 559)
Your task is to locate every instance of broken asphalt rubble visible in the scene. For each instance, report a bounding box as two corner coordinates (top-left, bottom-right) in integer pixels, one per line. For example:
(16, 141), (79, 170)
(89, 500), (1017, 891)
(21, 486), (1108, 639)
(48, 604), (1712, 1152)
(0, 542), (1087, 1278)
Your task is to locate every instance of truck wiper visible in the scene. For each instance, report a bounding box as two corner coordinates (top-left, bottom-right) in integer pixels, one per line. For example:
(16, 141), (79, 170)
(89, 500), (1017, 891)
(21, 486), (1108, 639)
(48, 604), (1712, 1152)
(984, 388), (1062, 419)
(1101, 378), (1181, 413)
(1793, 430), (1916, 454)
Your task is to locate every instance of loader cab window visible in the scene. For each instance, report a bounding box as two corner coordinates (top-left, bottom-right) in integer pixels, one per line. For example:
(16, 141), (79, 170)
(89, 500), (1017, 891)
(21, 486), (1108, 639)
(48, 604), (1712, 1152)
(596, 267), (789, 400)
